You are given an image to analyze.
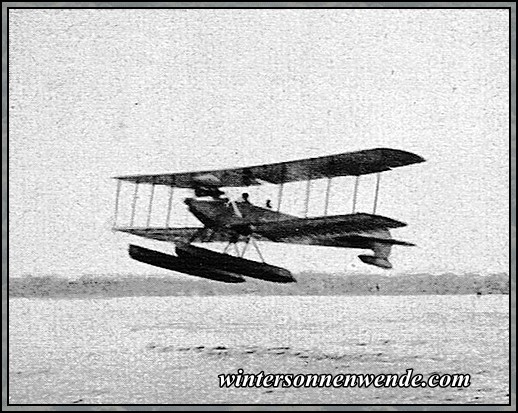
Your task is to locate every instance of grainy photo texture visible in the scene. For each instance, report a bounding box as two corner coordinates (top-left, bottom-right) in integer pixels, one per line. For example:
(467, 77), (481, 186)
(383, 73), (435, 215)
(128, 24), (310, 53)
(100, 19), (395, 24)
(7, 6), (512, 407)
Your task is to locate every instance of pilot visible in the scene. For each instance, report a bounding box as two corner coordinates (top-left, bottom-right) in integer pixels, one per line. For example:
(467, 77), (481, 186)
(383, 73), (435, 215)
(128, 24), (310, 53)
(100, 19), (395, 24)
(266, 199), (272, 209)
(241, 192), (251, 203)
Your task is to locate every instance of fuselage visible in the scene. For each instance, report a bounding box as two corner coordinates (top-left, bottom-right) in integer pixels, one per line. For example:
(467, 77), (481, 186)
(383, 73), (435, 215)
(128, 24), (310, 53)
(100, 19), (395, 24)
(184, 197), (401, 270)
(184, 197), (294, 229)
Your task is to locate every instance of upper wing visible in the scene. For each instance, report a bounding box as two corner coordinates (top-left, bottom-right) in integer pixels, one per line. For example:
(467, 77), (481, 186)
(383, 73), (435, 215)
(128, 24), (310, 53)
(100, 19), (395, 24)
(114, 148), (425, 187)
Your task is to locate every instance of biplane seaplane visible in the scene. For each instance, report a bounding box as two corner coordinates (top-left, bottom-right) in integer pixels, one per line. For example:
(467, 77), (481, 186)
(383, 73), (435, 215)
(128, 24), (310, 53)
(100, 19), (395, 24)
(112, 148), (425, 283)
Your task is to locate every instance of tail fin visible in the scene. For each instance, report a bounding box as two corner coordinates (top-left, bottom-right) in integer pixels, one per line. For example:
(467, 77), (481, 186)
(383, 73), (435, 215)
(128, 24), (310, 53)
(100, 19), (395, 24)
(359, 238), (393, 268)
(340, 232), (414, 270)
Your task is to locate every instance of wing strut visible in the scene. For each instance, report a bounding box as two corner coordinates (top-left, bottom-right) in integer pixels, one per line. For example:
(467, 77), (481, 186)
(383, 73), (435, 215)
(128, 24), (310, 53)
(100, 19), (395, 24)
(352, 176), (360, 213)
(230, 200), (243, 218)
(113, 180), (122, 228)
(277, 183), (284, 216)
(165, 186), (174, 228)
(324, 177), (332, 216)
(146, 184), (155, 227)
(277, 164), (286, 215)
(304, 179), (311, 217)
(373, 173), (381, 215)
(130, 183), (139, 226)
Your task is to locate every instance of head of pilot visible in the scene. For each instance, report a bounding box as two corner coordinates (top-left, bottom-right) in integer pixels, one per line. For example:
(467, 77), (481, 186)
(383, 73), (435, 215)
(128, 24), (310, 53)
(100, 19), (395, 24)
(241, 192), (250, 203)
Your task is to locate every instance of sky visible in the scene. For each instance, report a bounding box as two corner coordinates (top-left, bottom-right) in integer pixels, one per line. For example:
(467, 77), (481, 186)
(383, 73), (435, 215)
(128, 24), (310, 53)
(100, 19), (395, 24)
(8, 8), (510, 277)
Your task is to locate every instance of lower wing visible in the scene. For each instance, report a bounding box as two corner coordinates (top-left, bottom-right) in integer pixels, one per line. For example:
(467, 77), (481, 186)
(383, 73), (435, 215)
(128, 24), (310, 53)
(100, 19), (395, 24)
(114, 227), (228, 243)
(115, 213), (414, 270)
(248, 213), (411, 244)
(247, 213), (415, 269)
(115, 213), (413, 247)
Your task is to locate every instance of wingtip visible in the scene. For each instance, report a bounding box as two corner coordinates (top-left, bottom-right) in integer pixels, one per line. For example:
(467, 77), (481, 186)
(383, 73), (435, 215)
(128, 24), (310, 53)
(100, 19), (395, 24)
(375, 147), (426, 166)
(416, 154), (426, 163)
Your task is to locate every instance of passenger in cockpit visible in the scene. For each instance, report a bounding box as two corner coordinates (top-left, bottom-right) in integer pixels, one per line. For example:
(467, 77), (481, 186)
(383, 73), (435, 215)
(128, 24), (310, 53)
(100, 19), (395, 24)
(241, 192), (251, 203)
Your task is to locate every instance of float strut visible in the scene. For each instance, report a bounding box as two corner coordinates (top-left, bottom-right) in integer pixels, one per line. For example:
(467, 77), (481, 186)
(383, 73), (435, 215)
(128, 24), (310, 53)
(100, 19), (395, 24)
(223, 242), (231, 254)
(251, 238), (265, 263)
(240, 238), (250, 258)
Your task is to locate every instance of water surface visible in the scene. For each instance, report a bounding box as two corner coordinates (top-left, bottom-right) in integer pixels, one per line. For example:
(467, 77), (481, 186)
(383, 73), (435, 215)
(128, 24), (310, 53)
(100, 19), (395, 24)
(9, 295), (509, 404)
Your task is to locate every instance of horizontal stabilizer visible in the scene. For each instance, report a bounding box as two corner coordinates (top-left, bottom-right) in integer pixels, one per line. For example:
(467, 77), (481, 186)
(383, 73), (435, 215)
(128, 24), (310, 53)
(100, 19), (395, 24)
(358, 255), (393, 269)
(343, 235), (415, 247)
